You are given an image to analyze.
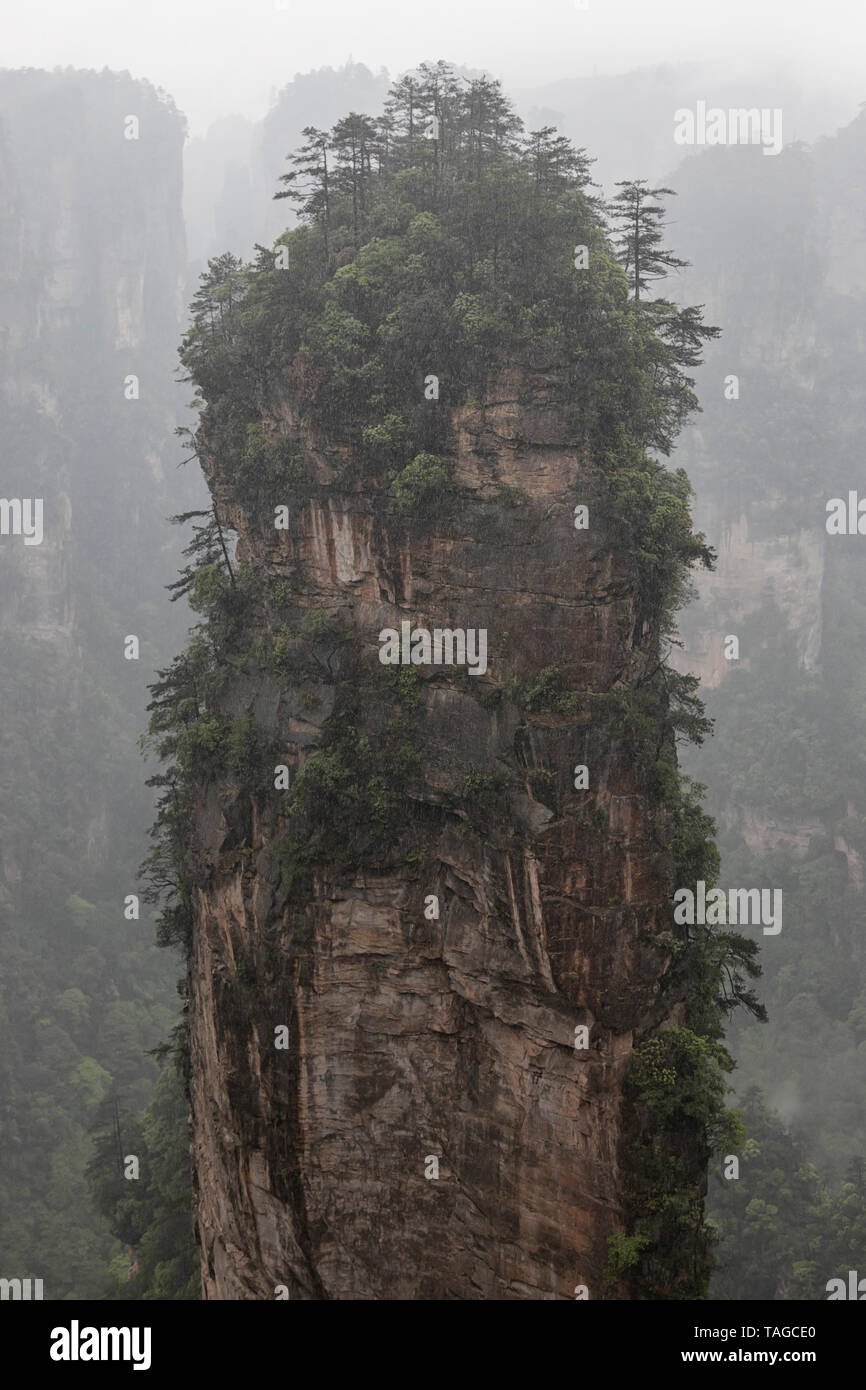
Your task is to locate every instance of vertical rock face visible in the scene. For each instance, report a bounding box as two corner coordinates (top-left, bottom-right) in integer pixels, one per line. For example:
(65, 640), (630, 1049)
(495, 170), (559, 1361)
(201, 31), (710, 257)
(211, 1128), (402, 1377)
(189, 370), (683, 1299)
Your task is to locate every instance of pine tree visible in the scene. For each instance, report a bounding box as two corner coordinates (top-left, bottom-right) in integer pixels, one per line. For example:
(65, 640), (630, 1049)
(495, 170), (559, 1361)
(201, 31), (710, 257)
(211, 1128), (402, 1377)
(185, 253), (246, 339)
(165, 506), (235, 601)
(384, 73), (424, 160)
(609, 179), (687, 302)
(373, 110), (396, 175)
(460, 76), (523, 179)
(607, 181), (720, 451)
(274, 126), (332, 256)
(414, 60), (462, 179)
(331, 113), (378, 244)
(522, 126), (596, 197)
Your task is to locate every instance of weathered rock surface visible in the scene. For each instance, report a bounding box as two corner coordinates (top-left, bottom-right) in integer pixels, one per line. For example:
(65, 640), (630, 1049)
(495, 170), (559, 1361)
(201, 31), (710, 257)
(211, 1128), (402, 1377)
(190, 372), (682, 1299)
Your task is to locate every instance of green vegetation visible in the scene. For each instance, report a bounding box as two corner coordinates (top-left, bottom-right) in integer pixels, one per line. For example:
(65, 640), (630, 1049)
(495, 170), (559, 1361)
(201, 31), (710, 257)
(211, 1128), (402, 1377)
(178, 61), (717, 576)
(458, 768), (509, 827)
(682, 611), (866, 1291)
(604, 1230), (651, 1287)
(520, 666), (583, 716)
(709, 1088), (866, 1300)
(390, 452), (463, 516)
(621, 1028), (746, 1298)
(611, 754), (765, 1298)
(269, 678), (424, 899)
(86, 1067), (199, 1300)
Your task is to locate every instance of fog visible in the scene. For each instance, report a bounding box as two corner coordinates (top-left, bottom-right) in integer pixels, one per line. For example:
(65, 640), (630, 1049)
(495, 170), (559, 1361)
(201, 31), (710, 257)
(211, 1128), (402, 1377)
(6, 0), (865, 135)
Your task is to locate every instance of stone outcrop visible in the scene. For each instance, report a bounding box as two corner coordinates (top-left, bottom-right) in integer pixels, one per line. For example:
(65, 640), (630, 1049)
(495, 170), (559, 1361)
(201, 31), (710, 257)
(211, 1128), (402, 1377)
(188, 370), (688, 1299)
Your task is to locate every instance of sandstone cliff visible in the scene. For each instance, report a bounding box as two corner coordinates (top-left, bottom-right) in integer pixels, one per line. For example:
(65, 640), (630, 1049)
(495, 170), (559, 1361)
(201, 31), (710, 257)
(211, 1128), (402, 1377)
(186, 368), (696, 1299)
(163, 73), (729, 1300)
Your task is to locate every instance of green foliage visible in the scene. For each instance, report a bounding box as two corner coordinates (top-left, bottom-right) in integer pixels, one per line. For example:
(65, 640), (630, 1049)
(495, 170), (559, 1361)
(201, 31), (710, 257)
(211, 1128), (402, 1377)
(269, 686), (423, 898)
(390, 452), (463, 516)
(629, 1030), (742, 1147)
(604, 1231), (650, 1288)
(670, 774), (720, 889)
(608, 759), (763, 1296)
(376, 663), (423, 709)
(140, 543), (261, 957)
(258, 606), (347, 680)
(361, 411), (414, 464)
(520, 666), (582, 716)
(242, 424), (309, 497)
(178, 63), (717, 589)
(617, 1029), (745, 1298)
(709, 1088), (866, 1300)
(603, 445), (715, 636)
(609, 181), (687, 302)
(458, 768), (509, 825)
(87, 1067), (199, 1300)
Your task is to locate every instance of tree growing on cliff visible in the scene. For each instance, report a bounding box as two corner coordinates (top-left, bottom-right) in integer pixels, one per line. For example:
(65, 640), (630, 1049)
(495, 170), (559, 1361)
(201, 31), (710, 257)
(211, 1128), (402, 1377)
(608, 181), (721, 452)
(274, 126), (332, 255)
(609, 180), (687, 302)
(330, 113), (378, 244)
(522, 125), (597, 200)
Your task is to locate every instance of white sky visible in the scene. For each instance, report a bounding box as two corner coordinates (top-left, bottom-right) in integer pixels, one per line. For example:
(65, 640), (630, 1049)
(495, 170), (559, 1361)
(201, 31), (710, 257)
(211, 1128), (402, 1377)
(2, 0), (864, 135)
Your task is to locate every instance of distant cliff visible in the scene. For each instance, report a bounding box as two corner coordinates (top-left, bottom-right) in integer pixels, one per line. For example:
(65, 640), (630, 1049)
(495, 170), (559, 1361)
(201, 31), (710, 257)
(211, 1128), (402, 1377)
(667, 110), (866, 1293)
(0, 69), (196, 1296)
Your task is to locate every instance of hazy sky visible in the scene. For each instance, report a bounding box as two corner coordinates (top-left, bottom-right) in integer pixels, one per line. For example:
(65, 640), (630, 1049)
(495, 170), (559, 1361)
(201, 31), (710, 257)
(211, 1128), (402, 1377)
(4, 0), (865, 135)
